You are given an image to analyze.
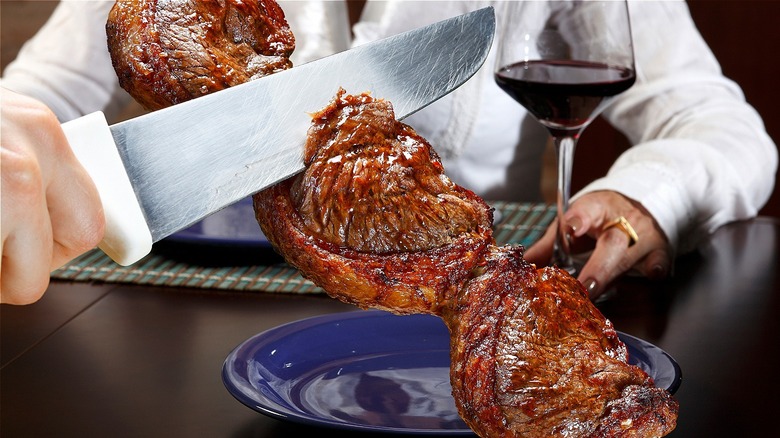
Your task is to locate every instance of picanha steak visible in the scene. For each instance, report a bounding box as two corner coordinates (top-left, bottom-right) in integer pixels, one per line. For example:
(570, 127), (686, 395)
(252, 90), (679, 437)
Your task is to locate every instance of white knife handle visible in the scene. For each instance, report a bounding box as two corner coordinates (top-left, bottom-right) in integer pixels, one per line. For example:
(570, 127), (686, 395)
(61, 112), (152, 266)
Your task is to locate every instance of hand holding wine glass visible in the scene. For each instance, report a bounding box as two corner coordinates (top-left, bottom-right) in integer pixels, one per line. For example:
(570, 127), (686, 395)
(494, 0), (636, 274)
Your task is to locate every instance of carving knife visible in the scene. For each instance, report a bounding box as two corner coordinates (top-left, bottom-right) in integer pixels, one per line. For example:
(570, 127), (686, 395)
(61, 7), (495, 266)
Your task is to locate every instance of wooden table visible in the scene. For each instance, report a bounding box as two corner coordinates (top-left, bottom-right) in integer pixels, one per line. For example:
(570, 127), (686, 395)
(3, 217), (779, 437)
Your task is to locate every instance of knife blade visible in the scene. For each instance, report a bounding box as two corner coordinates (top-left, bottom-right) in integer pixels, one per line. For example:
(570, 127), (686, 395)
(61, 7), (495, 266)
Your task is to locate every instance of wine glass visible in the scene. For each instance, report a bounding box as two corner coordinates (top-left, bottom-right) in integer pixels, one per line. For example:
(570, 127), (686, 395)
(494, 0), (636, 273)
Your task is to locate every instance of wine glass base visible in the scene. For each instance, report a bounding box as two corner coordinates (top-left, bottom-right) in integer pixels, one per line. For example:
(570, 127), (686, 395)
(552, 240), (580, 275)
(552, 260), (578, 276)
(557, 264), (578, 275)
(552, 251), (588, 276)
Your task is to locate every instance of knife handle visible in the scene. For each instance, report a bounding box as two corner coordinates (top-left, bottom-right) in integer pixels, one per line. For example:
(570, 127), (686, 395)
(61, 112), (153, 266)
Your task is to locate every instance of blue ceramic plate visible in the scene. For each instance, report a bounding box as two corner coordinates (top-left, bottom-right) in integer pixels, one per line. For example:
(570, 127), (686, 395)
(222, 310), (681, 435)
(166, 197), (270, 247)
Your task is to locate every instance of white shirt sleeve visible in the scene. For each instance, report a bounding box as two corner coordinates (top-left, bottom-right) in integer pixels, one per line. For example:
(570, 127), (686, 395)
(278, 0), (351, 65)
(579, 0), (777, 253)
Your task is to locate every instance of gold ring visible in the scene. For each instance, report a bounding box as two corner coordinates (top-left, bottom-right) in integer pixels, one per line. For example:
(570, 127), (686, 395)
(602, 216), (639, 247)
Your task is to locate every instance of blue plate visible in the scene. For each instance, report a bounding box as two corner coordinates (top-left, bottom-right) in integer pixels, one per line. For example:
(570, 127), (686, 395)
(222, 310), (681, 434)
(166, 197), (269, 247)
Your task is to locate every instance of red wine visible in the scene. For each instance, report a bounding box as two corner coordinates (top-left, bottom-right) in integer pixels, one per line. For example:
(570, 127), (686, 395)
(495, 60), (635, 134)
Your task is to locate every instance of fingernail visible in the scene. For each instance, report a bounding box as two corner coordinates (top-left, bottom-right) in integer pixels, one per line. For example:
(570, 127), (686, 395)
(649, 264), (667, 280)
(583, 278), (598, 297)
(568, 217), (583, 236)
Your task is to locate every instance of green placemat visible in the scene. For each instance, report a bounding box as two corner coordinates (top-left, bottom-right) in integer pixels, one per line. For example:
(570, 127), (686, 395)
(51, 202), (555, 293)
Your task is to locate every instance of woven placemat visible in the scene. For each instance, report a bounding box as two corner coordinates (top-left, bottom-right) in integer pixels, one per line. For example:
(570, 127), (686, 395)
(51, 202), (556, 293)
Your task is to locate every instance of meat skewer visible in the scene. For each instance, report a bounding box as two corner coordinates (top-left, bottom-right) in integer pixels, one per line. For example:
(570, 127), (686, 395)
(106, 2), (678, 436)
(252, 91), (679, 437)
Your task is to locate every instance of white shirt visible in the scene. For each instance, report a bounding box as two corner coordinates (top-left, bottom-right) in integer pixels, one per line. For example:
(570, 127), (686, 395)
(2, 0), (776, 254)
(353, 0), (777, 253)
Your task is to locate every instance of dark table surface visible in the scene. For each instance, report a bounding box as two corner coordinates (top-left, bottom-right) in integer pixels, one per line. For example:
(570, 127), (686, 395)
(3, 217), (779, 437)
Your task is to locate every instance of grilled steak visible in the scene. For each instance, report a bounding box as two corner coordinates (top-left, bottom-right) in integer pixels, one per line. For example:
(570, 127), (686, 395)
(106, 0), (294, 111)
(446, 246), (678, 437)
(253, 89), (494, 314)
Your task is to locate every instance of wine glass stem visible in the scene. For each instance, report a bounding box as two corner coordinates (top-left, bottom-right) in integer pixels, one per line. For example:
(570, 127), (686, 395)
(553, 135), (577, 273)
